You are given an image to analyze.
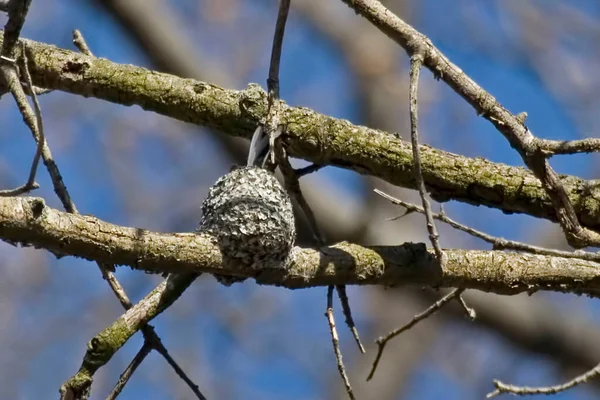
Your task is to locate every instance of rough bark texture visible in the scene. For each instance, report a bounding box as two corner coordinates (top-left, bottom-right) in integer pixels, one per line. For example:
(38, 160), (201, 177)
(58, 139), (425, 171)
(2, 35), (596, 231)
(2, 196), (600, 296)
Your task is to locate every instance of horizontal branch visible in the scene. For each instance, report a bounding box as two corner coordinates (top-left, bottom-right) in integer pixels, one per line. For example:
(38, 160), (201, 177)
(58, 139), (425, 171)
(2, 196), (600, 296)
(2, 34), (598, 231)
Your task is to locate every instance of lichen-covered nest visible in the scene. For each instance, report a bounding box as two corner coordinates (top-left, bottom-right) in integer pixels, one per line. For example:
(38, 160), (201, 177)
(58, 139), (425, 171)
(200, 166), (295, 270)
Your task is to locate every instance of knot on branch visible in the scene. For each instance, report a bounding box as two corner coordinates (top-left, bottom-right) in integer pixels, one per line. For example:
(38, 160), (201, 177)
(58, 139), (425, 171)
(239, 82), (267, 122)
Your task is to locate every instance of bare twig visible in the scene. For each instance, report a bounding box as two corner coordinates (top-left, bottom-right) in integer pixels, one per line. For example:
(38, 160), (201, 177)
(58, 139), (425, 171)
(153, 339), (207, 400)
(408, 52), (444, 261)
(0, 61), (41, 198)
(487, 362), (600, 398)
(266, 1), (364, 386)
(106, 342), (152, 400)
(0, 4), (41, 197)
(326, 285), (356, 400)
(537, 137), (600, 156)
(367, 289), (464, 380)
(295, 163), (324, 177)
(105, 332), (207, 400)
(11, 50), (78, 212)
(338, 0), (600, 249)
(59, 273), (198, 399)
(72, 29), (93, 56)
(375, 189), (600, 263)
(277, 147), (324, 243)
(19, 42), (44, 191)
(336, 285), (365, 353)
(268, 0), (290, 100)
(262, 0), (291, 165)
(0, 64), (43, 175)
(457, 293), (476, 320)
(0, 180), (38, 196)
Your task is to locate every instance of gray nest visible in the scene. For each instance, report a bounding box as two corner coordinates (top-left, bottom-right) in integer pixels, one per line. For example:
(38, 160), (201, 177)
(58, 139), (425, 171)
(199, 166), (296, 272)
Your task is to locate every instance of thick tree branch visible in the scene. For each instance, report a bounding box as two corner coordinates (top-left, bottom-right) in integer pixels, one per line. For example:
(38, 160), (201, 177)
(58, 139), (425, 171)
(0, 35), (593, 232)
(2, 196), (600, 296)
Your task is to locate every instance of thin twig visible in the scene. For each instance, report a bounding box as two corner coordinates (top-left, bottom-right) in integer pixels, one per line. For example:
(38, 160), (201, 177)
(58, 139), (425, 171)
(367, 289), (464, 381)
(326, 286), (356, 400)
(295, 163), (324, 177)
(20, 37), (51, 96)
(340, 0), (600, 249)
(537, 137), (600, 156)
(106, 342), (152, 400)
(261, 0), (291, 165)
(0, 46), (43, 196)
(277, 147), (364, 357)
(336, 285), (365, 353)
(72, 29), (93, 56)
(17, 60), (78, 212)
(276, 135), (364, 383)
(267, 0), (290, 101)
(375, 189), (600, 263)
(20, 42), (44, 191)
(408, 53), (444, 261)
(149, 329), (207, 400)
(457, 293), (476, 320)
(487, 361), (600, 398)
(0, 181), (39, 196)
(60, 273), (198, 399)
(277, 146), (324, 243)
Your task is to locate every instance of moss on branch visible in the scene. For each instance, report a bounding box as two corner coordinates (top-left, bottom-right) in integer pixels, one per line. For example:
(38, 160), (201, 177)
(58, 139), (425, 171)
(2, 196), (600, 296)
(0, 35), (592, 231)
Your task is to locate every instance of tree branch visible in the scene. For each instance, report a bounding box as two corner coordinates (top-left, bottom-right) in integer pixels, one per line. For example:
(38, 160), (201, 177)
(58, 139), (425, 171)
(0, 35), (592, 232)
(59, 272), (197, 398)
(338, 0), (600, 249)
(2, 196), (600, 296)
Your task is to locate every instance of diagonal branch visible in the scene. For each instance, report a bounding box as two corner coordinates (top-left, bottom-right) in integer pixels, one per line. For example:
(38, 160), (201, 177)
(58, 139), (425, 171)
(368, 289), (464, 380)
(338, 0), (600, 248)
(62, 29), (204, 399)
(487, 362), (600, 398)
(59, 272), (197, 399)
(375, 189), (600, 263)
(106, 342), (152, 400)
(408, 51), (443, 260)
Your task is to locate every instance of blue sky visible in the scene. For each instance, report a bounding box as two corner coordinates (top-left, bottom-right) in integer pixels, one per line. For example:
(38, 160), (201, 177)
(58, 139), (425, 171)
(0, 1), (598, 399)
